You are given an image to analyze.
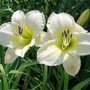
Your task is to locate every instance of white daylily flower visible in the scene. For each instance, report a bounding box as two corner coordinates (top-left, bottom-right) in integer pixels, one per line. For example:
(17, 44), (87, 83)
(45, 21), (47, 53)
(0, 10), (45, 63)
(37, 12), (90, 76)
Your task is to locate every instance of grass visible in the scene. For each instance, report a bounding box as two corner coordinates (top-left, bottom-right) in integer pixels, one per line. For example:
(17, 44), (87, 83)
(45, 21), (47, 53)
(0, 0), (90, 90)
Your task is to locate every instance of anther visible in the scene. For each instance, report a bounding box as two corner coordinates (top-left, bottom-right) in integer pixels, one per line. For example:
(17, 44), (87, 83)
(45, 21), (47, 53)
(18, 26), (23, 35)
(67, 29), (69, 34)
(64, 31), (67, 38)
(70, 34), (72, 38)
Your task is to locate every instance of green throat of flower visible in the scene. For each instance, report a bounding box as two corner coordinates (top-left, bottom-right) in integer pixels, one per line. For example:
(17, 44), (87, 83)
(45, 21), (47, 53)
(13, 24), (32, 46)
(62, 29), (73, 50)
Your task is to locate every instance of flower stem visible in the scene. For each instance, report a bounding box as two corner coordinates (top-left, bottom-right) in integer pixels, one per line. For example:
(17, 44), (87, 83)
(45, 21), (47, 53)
(42, 65), (48, 90)
(64, 72), (69, 90)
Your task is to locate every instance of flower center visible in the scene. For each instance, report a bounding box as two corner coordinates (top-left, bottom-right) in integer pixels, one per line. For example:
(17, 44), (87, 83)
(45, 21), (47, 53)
(62, 29), (72, 50)
(13, 25), (32, 46)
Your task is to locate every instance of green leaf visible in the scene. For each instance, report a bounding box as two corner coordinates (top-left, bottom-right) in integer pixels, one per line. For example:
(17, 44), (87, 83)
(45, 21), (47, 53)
(72, 78), (90, 90)
(8, 70), (21, 74)
(11, 61), (38, 89)
(0, 64), (9, 90)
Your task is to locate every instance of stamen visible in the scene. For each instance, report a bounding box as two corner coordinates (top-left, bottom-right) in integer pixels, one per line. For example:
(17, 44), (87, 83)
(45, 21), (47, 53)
(68, 37), (70, 42)
(18, 26), (23, 35)
(70, 34), (72, 38)
(67, 29), (69, 34)
(61, 29), (73, 50)
(62, 44), (65, 49)
(62, 32), (65, 38)
(64, 31), (67, 38)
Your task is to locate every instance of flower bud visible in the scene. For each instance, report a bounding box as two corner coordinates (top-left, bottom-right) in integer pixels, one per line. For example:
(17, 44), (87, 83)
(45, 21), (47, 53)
(77, 9), (90, 26)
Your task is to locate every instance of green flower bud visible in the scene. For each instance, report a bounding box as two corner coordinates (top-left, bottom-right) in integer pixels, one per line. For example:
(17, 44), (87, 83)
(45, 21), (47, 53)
(77, 9), (90, 26)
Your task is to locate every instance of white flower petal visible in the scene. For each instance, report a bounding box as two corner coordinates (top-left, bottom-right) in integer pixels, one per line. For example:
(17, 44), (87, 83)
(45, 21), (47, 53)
(36, 32), (52, 47)
(0, 23), (14, 48)
(11, 10), (26, 34)
(72, 33), (90, 56)
(37, 40), (68, 66)
(75, 23), (87, 33)
(11, 10), (25, 25)
(47, 12), (75, 38)
(43, 32), (52, 42)
(37, 45), (61, 66)
(5, 48), (18, 64)
(35, 31), (47, 47)
(15, 39), (35, 57)
(25, 10), (45, 36)
(63, 55), (81, 76)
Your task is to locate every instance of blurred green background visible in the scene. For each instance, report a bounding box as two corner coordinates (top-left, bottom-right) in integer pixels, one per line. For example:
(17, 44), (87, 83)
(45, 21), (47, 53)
(0, 0), (90, 90)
